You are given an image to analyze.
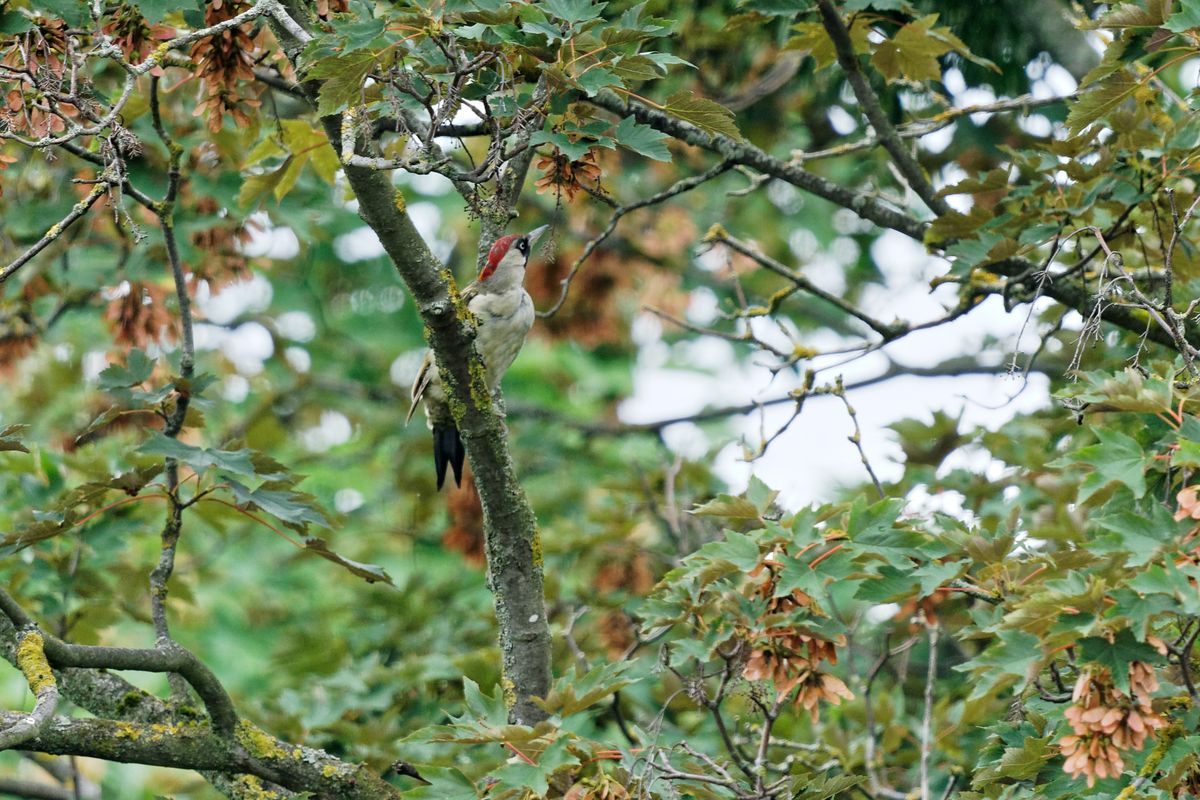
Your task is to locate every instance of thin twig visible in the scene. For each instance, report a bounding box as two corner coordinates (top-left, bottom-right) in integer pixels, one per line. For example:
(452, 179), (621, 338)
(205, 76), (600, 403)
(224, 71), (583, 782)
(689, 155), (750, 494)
(0, 181), (110, 283)
(539, 160), (734, 318)
(920, 620), (940, 800)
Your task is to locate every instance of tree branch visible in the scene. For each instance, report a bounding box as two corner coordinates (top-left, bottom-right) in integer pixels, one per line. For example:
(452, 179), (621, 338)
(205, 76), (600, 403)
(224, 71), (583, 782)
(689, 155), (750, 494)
(589, 92), (1195, 354)
(0, 181), (110, 284)
(1, 714), (401, 799)
(707, 227), (905, 339)
(508, 356), (1041, 436)
(587, 90), (926, 239)
(814, 0), (949, 215)
(0, 631), (59, 750)
(0, 588), (237, 733)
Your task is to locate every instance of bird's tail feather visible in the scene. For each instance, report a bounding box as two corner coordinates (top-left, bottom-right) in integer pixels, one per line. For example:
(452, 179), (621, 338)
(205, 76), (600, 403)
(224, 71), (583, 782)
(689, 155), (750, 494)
(433, 425), (466, 490)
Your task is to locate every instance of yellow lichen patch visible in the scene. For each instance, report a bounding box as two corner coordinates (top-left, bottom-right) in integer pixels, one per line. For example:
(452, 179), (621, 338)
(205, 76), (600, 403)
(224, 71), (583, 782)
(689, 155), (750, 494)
(394, 190), (406, 212)
(340, 107), (359, 163)
(447, 394), (466, 424)
(970, 270), (1004, 288)
(114, 721), (144, 741)
(321, 763), (343, 778)
(230, 774), (285, 800)
(440, 269), (476, 327)
(501, 676), (517, 708)
(112, 721), (194, 742)
(149, 41), (171, 65)
(530, 529), (543, 568)
(235, 721), (294, 761)
(16, 631), (54, 696)
(702, 222), (729, 243)
(468, 358), (492, 411)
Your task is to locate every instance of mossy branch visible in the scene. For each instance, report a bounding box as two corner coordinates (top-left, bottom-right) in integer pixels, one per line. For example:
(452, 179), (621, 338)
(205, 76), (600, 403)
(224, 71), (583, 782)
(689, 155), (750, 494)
(0, 630), (59, 750)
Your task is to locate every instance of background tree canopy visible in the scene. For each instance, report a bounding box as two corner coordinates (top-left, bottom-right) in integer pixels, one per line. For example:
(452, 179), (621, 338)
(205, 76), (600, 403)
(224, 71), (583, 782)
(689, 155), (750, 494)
(5, 0), (1200, 797)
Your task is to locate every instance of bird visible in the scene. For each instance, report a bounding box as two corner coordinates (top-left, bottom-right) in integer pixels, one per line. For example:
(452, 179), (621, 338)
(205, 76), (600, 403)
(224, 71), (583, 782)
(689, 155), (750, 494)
(405, 224), (549, 490)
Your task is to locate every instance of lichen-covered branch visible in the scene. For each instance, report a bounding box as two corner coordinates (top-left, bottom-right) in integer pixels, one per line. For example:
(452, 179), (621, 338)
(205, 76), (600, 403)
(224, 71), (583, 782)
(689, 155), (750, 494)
(0, 631), (59, 750)
(0, 714), (401, 799)
(0, 594), (404, 798)
(0, 588), (237, 733)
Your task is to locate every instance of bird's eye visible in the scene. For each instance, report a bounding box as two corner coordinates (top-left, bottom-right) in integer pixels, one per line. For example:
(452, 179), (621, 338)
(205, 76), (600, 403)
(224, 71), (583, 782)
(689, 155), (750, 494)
(518, 240), (528, 253)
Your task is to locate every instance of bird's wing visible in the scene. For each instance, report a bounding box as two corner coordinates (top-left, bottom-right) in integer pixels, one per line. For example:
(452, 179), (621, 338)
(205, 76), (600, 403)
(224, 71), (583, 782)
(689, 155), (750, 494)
(460, 279), (480, 305)
(405, 350), (434, 426)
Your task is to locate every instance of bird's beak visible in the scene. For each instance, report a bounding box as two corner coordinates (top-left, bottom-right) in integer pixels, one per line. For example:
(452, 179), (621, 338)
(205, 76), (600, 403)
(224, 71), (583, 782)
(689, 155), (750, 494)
(527, 224), (550, 245)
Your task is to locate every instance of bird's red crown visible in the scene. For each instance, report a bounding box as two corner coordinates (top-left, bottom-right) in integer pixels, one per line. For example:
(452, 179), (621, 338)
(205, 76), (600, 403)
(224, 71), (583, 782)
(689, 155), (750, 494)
(479, 234), (520, 281)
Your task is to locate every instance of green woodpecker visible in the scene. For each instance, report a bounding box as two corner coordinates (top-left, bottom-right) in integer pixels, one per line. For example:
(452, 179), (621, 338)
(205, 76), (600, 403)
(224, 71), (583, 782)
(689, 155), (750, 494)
(406, 224), (548, 489)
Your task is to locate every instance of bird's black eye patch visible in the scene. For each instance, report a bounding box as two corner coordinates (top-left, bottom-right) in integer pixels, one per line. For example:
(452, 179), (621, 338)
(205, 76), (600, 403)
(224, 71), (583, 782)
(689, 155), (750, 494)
(517, 239), (528, 254)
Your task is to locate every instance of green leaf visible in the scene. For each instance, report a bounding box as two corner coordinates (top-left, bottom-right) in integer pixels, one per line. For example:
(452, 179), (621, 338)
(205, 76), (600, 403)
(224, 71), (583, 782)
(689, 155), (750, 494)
(306, 50), (385, 117)
(745, 475), (779, 514)
(129, 0), (202, 23)
(273, 155), (308, 203)
(402, 766), (478, 800)
(138, 433), (257, 477)
(1166, 0), (1200, 32)
(529, 130), (595, 161)
(690, 494), (761, 522)
(924, 207), (993, 244)
(98, 349), (155, 389)
(0, 424), (29, 454)
(610, 54), (662, 82)
(1066, 71), (1141, 134)
(1058, 368), (1172, 414)
(1078, 629), (1163, 694)
(537, 662), (637, 716)
(662, 90), (742, 140)
(794, 774), (867, 800)
(228, 479), (331, 529)
(786, 22), (838, 70)
(871, 15), (952, 83)
(1094, 0), (1171, 29)
(540, 0), (606, 24)
(848, 498), (926, 566)
(492, 737), (580, 795)
(576, 66), (622, 96)
(944, 232), (1005, 274)
(854, 565), (918, 602)
(1090, 504), (1185, 567)
(74, 409), (122, 447)
(459, 676), (511, 728)
(238, 160), (294, 210)
(739, 0), (809, 16)
(916, 559), (968, 596)
(844, 0), (909, 9)
(34, 0), (89, 26)
(1054, 428), (1147, 502)
(991, 736), (1055, 781)
(0, 10), (33, 33)
(613, 116), (671, 161)
(968, 630), (1042, 678)
(302, 537), (392, 584)
(689, 531), (762, 571)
